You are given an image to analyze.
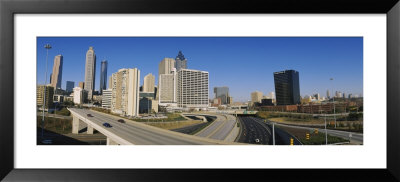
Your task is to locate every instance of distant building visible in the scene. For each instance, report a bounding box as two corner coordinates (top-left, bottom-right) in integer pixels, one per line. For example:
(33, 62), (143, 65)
(177, 69), (209, 108)
(73, 87), (87, 105)
(251, 91), (263, 106)
(110, 68), (140, 116)
(348, 94), (353, 99)
(139, 92), (159, 113)
(158, 58), (176, 100)
(314, 93), (320, 100)
(66, 81), (74, 92)
(37, 85), (54, 108)
(175, 51), (187, 71)
(102, 89), (112, 108)
(143, 73), (155, 93)
(53, 94), (64, 103)
(50, 55), (63, 89)
(260, 98), (274, 106)
(326, 90), (330, 99)
(273, 70), (300, 105)
(214, 86), (229, 105)
(159, 71), (176, 105)
(99, 60), (108, 95)
(84, 46), (96, 100)
(227, 96), (233, 105)
(79, 82), (85, 89)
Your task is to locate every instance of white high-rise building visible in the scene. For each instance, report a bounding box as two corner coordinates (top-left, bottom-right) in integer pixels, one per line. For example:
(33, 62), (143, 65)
(84, 46), (96, 100)
(102, 89), (112, 108)
(177, 69), (209, 108)
(73, 87), (87, 105)
(110, 68), (140, 116)
(50, 55), (63, 89)
(143, 73), (155, 93)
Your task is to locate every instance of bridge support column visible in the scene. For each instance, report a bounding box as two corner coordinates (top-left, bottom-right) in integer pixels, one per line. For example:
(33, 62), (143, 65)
(72, 115), (80, 134)
(107, 137), (118, 145)
(87, 125), (94, 134)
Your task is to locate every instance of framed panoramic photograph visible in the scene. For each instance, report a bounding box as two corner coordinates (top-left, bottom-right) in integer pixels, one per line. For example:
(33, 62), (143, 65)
(1, 0), (400, 181)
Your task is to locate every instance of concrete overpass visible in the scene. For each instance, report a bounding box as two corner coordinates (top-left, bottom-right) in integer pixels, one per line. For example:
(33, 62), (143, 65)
(68, 108), (241, 145)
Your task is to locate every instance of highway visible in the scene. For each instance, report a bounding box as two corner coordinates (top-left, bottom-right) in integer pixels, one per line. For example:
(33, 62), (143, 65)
(68, 108), (240, 145)
(195, 114), (237, 140)
(269, 122), (363, 144)
(237, 116), (302, 145)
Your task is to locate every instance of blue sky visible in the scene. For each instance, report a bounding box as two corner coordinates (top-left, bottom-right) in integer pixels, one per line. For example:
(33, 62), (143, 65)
(37, 37), (363, 102)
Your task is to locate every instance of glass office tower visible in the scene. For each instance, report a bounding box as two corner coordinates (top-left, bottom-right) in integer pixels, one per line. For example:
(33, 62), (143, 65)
(273, 70), (300, 105)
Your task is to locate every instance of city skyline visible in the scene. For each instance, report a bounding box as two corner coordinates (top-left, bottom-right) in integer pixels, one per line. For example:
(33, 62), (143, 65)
(37, 37), (363, 102)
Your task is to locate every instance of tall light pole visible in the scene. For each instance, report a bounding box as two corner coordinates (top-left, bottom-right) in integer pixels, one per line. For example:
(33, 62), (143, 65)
(41, 44), (51, 139)
(330, 78), (336, 128)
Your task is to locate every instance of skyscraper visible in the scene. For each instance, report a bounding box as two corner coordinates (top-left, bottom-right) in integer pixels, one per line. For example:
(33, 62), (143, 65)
(251, 91), (263, 105)
(50, 55), (63, 89)
(143, 73), (155, 93)
(157, 58), (176, 100)
(110, 68), (140, 116)
(273, 70), (300, 105)
(79, 82), (85, 89)
(99, 60), (108, 95)
(326, 90), (330, 99)
(159, 72), (176, 104)
(175, 51), (187, 71)
(177, 69), (209, 108)
(66, 81), (75, 92)
(84, 46), (96, 100)
(214, 87), (229, 105)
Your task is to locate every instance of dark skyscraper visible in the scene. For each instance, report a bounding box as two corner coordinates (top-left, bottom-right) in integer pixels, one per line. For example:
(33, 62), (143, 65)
(175, 51), (187, 71)
(214, 87), (229, 105)
(66, 81), (75, 92)
(100, 60), (108, 95)
(273, 70), (300, 105)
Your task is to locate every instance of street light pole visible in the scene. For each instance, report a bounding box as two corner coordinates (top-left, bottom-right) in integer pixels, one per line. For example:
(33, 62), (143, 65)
(330, 78), (336, 129)
(272, 122), (275, 145)
(325, 112), (328, 145)
(41, 44), (51, 139)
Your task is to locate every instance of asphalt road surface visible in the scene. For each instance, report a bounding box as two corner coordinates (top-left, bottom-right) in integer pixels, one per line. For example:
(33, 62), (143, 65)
(237, 117), (302, 145)
(69, 108), (238, 145)
(195, 114), (237, 140)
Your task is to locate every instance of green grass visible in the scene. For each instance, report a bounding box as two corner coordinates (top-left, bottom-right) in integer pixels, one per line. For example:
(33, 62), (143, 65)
(299, 133), (349, 145)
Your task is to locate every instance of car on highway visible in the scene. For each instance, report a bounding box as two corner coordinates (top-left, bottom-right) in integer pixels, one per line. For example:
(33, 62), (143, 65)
(87, 114), (93, 117)
(103, 122), (112, 128)
(117, 119), (125, 123)
(255, 139), (260, 143)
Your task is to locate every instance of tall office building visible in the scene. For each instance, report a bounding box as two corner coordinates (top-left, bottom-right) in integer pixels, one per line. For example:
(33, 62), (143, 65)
(251, 91), (263, 105)
(177, 69), (209, 108)
(84, 46), (96, 100)
(79, 82), (85, 89)
(102, 89), (112, 108)
(157, 58), (176, 100)
(99, 60), (108, 95)
(110, 68), (140, 116)
(50, 55), (63, 89)
(273, 70), (300, 105)
(326, 90), (330, 99)
(143, 73), (155, 93)
(66, 81), (74, 92)
(159, 71), (176, 104)
(37, 85), (54, 108)
(175, 51), (187, 71)
(214, 87), (229, 105)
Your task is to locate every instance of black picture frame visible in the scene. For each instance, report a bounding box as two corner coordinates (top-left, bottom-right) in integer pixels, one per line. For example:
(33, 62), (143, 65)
(1, 0), (399, 181)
